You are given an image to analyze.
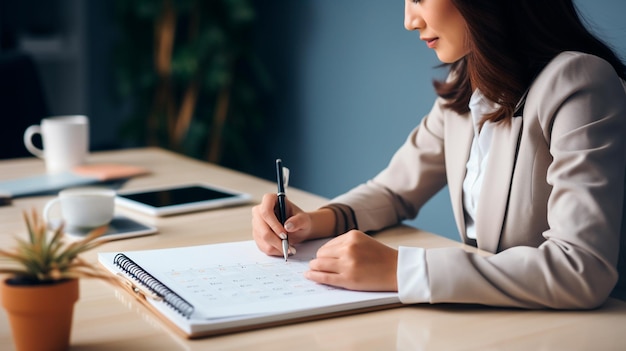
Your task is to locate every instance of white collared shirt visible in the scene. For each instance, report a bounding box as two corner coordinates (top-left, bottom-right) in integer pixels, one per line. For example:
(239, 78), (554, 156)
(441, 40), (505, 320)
(462, 90), (499, 239)
(398, 90), (498, 303)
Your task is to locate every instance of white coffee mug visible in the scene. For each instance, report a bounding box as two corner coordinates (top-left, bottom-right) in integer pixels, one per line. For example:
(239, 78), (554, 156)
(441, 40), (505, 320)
(23, 115), (89, 174)
(43, 187), (116, 230)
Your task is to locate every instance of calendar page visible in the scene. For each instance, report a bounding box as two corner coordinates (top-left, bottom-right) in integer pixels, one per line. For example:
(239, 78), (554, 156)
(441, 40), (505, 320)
(162, 256), (338, 318)
(99, 238), (399, 325)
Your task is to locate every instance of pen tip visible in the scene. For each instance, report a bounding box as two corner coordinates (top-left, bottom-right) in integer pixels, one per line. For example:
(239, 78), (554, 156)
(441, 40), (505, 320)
(282, 240), (289, 262)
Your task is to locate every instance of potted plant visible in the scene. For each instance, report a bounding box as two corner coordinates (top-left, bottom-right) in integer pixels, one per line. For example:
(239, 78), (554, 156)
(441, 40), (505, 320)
(0, 209), (111, 351)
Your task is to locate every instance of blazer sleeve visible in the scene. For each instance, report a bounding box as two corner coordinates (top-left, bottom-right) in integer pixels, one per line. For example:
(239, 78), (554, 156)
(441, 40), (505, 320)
(330, 97), (449, 232)
(424, 53), (626, 309)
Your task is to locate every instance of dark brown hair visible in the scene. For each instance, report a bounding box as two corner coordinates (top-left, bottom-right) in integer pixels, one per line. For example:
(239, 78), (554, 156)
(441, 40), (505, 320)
(435, 0), (626, 122)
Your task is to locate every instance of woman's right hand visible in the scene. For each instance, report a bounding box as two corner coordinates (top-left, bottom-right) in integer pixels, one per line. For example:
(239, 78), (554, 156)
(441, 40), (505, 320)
(251, 193), (315, 257)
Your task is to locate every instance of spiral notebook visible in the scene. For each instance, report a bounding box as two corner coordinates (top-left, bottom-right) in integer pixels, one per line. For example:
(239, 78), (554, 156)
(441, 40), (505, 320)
(98, 239), (400, 338)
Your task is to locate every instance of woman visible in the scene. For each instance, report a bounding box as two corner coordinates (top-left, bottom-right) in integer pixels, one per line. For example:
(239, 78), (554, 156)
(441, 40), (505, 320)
(252, 0), (626, 309)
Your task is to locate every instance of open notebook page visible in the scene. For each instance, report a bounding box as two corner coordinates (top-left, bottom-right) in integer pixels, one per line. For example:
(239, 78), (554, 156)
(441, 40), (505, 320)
(98, 239), (399, 336)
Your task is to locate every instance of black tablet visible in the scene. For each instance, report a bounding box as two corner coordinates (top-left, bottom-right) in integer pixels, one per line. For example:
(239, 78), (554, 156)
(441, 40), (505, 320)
(64, 216), (158, 242)
(115, 183), (252, 216)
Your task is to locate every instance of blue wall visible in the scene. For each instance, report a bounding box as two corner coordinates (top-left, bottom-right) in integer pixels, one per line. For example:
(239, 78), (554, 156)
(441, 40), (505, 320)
(255, 0), (626, 241)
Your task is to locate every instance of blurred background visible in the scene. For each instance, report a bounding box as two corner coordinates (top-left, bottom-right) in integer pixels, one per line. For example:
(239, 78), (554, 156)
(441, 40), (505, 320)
(1, 0), (625, 241)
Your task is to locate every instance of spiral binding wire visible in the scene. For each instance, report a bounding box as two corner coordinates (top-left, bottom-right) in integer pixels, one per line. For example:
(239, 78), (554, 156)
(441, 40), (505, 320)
(114, 253), (195, 318)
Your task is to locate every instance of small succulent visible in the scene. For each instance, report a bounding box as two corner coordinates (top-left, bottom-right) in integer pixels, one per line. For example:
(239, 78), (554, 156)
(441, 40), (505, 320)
(0, 209), (110, 285)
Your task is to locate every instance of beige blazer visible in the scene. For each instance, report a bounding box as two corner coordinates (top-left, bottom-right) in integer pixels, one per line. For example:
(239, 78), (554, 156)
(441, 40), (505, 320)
(331, 52), (626, 309)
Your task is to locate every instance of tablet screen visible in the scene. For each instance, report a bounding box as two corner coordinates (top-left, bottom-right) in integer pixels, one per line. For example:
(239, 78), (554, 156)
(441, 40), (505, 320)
(119, 185), (236, 208)
(116, 184), (251, 216)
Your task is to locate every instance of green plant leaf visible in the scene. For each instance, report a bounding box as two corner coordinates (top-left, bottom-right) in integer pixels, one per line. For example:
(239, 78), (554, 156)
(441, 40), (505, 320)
(0, 210), (110, 284)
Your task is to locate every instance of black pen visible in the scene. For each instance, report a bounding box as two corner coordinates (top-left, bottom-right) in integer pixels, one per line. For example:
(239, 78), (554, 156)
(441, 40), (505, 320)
(275, 159), (289, 261)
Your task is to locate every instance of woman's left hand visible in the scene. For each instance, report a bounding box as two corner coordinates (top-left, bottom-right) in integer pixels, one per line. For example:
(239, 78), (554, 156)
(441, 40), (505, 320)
(305, 230), (398, 291)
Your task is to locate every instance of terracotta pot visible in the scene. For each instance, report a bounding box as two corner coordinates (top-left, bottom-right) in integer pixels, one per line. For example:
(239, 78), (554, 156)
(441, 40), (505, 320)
(1, 278), (79, 351)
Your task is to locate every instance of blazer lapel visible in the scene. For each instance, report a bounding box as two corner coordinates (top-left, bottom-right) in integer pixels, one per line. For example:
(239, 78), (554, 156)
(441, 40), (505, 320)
(475, 116), (523, 253)
(445, 112), (474, 242)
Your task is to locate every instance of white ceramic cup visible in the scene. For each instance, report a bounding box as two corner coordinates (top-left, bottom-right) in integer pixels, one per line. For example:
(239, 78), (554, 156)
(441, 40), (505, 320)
(23, 115), (89, 174)
(43, 187), (116, 230)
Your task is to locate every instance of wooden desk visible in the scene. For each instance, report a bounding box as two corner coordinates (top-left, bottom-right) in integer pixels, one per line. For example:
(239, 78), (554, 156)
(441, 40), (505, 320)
(1, 147), (625, 350)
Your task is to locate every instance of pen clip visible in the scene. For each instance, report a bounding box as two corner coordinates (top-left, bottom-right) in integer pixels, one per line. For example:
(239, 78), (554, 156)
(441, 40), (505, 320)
(282, 167), (290, 188)
(275, 160), (289, 224)
(116, 272), (163, 301)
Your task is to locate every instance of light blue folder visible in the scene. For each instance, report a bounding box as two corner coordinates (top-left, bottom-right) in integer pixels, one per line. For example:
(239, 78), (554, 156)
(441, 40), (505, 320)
(0, 172), (118, 198)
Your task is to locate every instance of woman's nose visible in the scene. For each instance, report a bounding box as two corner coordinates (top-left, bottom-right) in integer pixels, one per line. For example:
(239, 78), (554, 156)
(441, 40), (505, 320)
(404, 2), (424, 31)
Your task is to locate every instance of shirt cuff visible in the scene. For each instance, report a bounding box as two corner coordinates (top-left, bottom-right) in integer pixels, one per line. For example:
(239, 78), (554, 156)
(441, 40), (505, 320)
(397, 246), (431, 304)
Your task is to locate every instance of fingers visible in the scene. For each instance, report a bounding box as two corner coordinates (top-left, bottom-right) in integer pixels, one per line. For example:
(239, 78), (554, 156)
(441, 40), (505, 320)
(305, 257), (344, 287)
(304, 269), (342, 288)
(308, 256), (340, 272)
(251, 210), (283, 256)
(252, 193), (305, 256)
(305, 231), (399, 291)
(260, 193), (288, 236)
(252, 192), (315, 259)
(314, 232), (351, 257)
(307, 243), (351, 289)
(251, 193), (285, 256)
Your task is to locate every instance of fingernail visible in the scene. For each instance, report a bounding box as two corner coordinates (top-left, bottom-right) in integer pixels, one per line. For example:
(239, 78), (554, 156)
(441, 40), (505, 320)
(279, 233), (287, 240)
(285, 222), (294, 231)
(289, 246), (297, 255)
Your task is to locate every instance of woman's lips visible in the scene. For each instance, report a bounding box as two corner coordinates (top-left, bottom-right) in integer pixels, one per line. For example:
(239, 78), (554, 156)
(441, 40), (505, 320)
(424, 38), (439, 49)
